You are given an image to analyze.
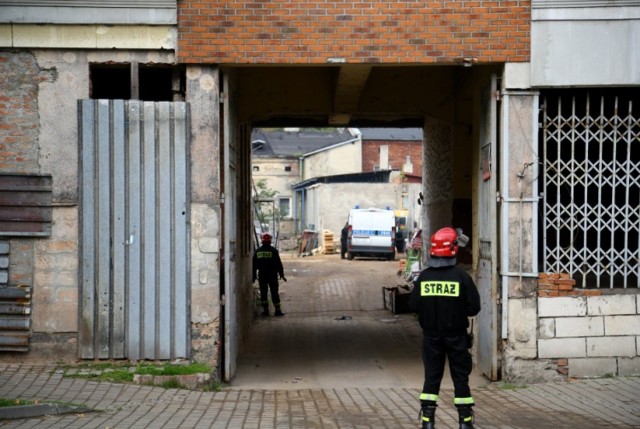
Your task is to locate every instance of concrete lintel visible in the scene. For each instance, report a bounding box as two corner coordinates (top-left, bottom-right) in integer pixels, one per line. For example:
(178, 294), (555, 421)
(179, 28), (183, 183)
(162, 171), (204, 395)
(1, 24), (176, 50)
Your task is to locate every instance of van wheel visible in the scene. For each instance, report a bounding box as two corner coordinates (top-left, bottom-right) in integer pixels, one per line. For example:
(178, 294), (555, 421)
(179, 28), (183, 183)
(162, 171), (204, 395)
(387, 251), (395, 261)
(347, 252), (354, 260)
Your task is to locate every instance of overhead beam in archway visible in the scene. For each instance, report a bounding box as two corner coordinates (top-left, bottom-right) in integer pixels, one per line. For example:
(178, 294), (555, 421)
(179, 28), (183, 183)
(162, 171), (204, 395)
(329, 65), (372, 125)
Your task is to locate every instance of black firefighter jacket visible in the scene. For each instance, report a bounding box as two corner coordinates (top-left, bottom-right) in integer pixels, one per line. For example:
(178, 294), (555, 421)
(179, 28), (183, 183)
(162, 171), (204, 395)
(252, 244), (285, 281)
(409, 264), (481, 336)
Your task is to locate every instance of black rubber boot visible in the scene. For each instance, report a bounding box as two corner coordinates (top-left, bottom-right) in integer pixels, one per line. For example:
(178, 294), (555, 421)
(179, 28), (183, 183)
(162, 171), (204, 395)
(262, 305), (269, 317)
(274, 308), (284, 316)
(420, 403), (437, 429)
(457, 405), (474, 429)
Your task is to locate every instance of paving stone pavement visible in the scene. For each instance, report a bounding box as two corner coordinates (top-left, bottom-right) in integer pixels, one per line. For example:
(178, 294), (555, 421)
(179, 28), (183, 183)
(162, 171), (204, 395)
(0, 365), (638, 428)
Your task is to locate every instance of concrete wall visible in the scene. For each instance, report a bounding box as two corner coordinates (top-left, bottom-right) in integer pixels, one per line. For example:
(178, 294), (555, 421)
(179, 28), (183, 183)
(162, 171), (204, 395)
(303, 140), (362, 179)
(304, 181), (421, 250)
(531, 6), (640, 86)
(253, 158), (299, 197)
(0, 29), (223, 367)
(422, 117), (454, 246)
(186, 65), (222, 366)
(252, 157), (299, 241)
(537, 276), (640, 379)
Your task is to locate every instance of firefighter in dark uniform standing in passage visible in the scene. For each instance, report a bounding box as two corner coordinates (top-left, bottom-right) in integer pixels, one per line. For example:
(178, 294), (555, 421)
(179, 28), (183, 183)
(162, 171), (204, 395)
(340, 221), (349, 259)
(252, 233), (286, 316)
(409, 227), (481, 429)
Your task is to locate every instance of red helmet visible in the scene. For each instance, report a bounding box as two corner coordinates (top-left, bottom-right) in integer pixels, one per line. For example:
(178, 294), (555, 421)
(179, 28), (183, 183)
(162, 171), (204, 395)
(261, 233), (272, 244)
(429, 227), (458, 258)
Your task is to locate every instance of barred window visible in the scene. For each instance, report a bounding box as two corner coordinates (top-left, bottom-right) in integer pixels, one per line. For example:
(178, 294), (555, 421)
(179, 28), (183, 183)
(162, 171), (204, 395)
(541, 89), (640, 288)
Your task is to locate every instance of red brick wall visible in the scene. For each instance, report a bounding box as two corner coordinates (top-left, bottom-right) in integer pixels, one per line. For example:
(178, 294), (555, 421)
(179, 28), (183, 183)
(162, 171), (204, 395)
(362, 140), (422, 173)
(178, 1), (531, 64)
(0, 52), (42, 174)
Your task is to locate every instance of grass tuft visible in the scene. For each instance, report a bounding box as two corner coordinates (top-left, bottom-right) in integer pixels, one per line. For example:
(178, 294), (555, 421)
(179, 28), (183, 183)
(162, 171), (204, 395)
(0, 399), (34, 408)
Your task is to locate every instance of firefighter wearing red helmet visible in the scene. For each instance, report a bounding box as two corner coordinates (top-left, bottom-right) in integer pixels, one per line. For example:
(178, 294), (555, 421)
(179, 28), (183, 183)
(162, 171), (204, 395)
(252, 233), (286, 316)
(409, 227), (481, 429)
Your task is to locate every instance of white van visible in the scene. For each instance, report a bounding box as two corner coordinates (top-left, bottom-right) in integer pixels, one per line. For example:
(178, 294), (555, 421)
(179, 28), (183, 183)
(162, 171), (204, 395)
(346, 207), (396, 260)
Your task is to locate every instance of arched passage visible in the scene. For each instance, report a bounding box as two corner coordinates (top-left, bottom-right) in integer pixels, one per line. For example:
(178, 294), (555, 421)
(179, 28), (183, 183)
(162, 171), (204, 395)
(218, 63), (502, 383)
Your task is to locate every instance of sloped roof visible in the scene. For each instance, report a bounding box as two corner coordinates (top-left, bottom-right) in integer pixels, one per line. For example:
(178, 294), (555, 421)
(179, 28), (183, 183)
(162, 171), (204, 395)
(359, 127), (423, 141)
(291, 170), (393, 190)
(251, 128), (358, 158)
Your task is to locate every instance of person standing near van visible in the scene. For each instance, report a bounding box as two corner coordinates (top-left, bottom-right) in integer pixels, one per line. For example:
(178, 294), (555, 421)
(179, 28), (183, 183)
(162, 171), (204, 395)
(340, 222), (349, 259)
(409, 227), (480, 429)
(252, 233), (286, 316)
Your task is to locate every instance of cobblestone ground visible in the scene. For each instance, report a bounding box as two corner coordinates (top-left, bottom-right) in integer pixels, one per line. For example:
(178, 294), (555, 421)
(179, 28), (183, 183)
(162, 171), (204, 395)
(0, 365), (639, 428)
(1, 255), (639, 428)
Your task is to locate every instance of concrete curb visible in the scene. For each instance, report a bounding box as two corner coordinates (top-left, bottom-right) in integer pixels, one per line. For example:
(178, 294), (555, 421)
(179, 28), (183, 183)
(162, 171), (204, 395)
(0, 404), (94, 420)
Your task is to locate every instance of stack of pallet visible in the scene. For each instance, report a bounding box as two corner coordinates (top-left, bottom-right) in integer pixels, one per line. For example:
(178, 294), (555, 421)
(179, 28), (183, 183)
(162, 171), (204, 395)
(323, 230), (335, 254)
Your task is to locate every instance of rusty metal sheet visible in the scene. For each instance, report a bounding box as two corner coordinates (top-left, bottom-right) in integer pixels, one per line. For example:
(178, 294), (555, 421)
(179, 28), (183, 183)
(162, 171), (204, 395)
(0, 175), (52, 237)
(0, 287), (30, 299)
(0, 318), (30, 330)
(0, 303), (30, 315)
(0, 286), (31, 352)
(0, 332), (30, 347)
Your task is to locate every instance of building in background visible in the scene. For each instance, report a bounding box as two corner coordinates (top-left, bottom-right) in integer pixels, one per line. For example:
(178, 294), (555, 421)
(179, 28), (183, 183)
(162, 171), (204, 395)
(251, 128), (423, 252)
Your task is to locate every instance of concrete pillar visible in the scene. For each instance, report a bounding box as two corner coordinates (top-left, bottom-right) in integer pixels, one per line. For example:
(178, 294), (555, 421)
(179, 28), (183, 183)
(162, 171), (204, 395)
(499, 68), (550, 381)
(422, 116), (454, 260)
(186, 65), (222, 366)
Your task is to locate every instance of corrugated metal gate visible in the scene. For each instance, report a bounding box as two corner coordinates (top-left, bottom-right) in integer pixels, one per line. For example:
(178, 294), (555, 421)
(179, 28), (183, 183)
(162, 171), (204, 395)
(78, 99), (190, 360)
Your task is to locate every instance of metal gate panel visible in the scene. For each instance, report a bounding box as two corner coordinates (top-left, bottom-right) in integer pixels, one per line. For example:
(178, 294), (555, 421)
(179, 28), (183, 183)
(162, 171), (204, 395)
(79, 99), (190, 360)
(476, 75), (499, 381)
(223, 75), (239, 382)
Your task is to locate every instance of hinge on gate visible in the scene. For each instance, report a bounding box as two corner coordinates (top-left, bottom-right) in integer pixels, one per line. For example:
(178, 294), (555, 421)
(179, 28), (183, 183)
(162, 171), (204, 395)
(221, 193), (225, 204)
(219, 92), (224, 104)
(495, 90), (501, 101)
(220, 294), (226, 306)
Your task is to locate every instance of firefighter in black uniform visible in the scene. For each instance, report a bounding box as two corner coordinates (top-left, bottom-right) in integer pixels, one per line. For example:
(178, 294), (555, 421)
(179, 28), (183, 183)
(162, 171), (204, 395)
(409, 227), (481, 429)
(252, 233), (286, 316)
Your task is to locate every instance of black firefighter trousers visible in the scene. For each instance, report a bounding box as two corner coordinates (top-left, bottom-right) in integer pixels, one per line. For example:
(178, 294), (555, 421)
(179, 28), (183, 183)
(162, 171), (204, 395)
(258, 275), (281, 311)
(422, 334), (473, 401)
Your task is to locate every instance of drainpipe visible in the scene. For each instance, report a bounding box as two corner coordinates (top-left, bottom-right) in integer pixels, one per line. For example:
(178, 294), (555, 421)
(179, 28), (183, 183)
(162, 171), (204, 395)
(293, 189), (298, 236)
(299, 156), (304, 231)
(499, 92), (510, 340)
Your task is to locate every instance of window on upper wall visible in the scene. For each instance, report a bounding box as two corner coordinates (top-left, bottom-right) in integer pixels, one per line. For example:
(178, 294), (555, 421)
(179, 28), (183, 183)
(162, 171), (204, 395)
(253, 166), (260, 172)
(90, 65), (130, 99)
(279, 198), (291, 218)
(284, 165), (292, 172)
(90, 63), (184, 101)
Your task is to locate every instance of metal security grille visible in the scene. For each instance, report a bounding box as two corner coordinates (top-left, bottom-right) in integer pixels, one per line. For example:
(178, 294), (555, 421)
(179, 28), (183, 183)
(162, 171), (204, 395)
(542, 90), (640, 288)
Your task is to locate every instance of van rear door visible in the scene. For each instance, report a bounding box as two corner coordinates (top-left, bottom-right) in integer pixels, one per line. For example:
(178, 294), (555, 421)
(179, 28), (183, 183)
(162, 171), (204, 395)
(348, 208), (395, 258)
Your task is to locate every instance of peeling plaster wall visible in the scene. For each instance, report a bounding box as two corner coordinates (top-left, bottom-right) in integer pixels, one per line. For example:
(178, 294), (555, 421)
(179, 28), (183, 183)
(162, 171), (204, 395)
(499, 88), (548, 382)
(0, 47), (224, 365)
(185, 65), (222, 367)
(422, 117), (454, 249)
(34, 49), (176, 204)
